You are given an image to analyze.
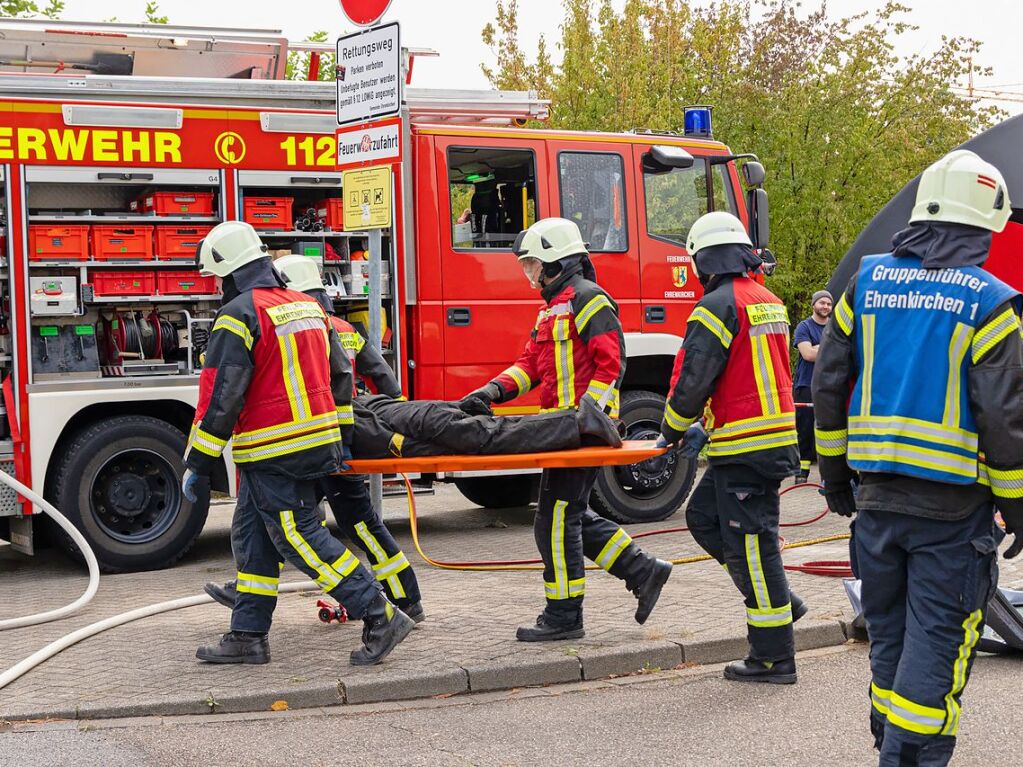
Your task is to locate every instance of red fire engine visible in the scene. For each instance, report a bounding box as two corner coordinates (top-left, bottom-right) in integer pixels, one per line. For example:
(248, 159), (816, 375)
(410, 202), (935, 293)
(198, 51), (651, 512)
(0, 20), (772, 571)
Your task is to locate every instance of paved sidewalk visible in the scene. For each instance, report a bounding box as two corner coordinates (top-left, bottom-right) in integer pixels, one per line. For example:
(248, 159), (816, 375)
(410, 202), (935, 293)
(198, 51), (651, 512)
(1, 470), (1017, 721)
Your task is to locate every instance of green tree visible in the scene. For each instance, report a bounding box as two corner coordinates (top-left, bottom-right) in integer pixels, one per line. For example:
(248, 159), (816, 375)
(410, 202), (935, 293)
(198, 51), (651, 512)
(481, 0), (1003, 316)
(286, 30), (337, 81)
(144, 1), (168, 24)
(1, 0), (65, 17)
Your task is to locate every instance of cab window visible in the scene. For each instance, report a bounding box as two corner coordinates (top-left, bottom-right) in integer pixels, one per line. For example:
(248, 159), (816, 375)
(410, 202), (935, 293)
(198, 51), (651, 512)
(643, 159), (737, 246)
(447, 146), (538, 249)
(558, 151), (627, 252)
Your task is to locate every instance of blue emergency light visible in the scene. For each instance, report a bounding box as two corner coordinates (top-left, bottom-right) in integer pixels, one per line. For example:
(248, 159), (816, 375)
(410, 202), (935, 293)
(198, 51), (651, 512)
(684, 106), (713, 138)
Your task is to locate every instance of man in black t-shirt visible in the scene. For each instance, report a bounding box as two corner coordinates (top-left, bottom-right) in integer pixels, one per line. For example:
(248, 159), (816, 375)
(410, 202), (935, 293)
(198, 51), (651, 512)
(792, 290), (832, 483)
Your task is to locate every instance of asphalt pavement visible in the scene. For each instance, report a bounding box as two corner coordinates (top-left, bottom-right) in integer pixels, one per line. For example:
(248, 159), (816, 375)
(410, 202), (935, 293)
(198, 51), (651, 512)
(3, 644), (1022, 767)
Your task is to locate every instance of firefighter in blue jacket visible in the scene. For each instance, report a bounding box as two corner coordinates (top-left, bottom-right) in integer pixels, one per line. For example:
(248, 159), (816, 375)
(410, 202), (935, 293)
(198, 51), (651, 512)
(813, 150), (1023, 766)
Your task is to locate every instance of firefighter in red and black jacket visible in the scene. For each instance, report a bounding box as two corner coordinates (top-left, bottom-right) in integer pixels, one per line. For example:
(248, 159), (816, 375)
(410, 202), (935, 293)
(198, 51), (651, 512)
(460, 218), (673, 642)
(659, 212), (805, 684)
(183, 222), (414, 667)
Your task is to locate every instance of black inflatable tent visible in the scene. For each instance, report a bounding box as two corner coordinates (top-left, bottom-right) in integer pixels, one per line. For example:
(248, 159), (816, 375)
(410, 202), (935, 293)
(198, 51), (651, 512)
(827, 113), (1023, 297)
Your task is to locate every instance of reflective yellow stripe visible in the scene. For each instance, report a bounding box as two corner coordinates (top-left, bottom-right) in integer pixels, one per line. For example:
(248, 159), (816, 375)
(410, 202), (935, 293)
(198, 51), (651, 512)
(871, 683), (892, 716)
(861, 314), (875, 416)
(977, 463), (1023, 498)
(584, 379), (620, 416)
(751, 335), (781, 416)
(688, 306), (733, 348)
(834, 293), (854, 336)
(279, 510), (353, 590)
(504, 365), (532, 396)
(942, 609), (983, 735)
(574, 294), (613, 332)
(594, 529), (631, 571)
(329, 550), (360, 578)
(943, 323), (973, 428)
(814, 426), (848, 457)
(550, 499), (569, 600)
(848, 441), (976, 479)
(849, 415), (977, 452)
(664, 402), (695, 432)
(212, 315), (254, 350)
(972, 307), (1019, 363)
(710, 413), (795, 440)
(336, 404), (354, 426)
(747, 603), (793, 627)
(887, 691), (946, 735)
(278, 334), (306, 421)
(355, 521), (408, 600)
(554, 318), (575, 409)
(189, 425), (228, 457)
(233, 427), (342, 462)
(235, 571), (279, 597)
(707, 429), (798, 457)
(233, 412), (340, 446)
(545, 578), (584, 599)
(745, 534), (770, 611)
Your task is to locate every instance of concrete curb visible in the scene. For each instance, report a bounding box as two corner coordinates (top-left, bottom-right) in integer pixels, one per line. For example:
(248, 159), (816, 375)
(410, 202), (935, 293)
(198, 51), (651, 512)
(2, 619), (851, 722)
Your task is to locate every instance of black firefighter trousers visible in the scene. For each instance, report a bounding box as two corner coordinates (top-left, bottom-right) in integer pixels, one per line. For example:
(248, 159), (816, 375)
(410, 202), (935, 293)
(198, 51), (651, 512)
(854, 503), (1001, 767)
(318, 473), (422, 610)
(230, 469), (382, 635)
(537, 466), (657, 625)
(685, 463), (795, 662)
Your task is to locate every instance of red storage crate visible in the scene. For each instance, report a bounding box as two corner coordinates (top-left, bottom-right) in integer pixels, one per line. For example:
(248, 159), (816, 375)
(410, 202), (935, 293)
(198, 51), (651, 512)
(154, 225), (213, 261)
(29, 225), (90, 261)
(90, 271), (157, 297)
(157, 271), (219, 296)
(132, 191), (215, 217)
(313, 198), (344, 230)
(243, 196), (293, 229)
(91, 225), (154, 261)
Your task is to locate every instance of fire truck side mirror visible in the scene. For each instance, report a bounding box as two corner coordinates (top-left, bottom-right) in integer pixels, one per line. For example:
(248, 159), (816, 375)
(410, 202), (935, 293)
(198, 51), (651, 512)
(747, 187), (770, 251)
(648, 145), (695, 170)
(742, 161), (766, 188)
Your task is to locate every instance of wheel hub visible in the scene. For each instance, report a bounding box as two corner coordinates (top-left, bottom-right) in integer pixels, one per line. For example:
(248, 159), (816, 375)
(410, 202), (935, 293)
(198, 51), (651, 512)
(615, 423), (679, 494)
(106, 473), (150, 517)
(90, 449), (180, 544)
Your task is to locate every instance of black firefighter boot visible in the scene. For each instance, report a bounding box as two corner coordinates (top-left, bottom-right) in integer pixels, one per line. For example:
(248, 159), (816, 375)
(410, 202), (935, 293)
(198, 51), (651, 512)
(634, 559), (673, 624)
(196, 631), (270, 665)
(791, 591), (808, 622)
(576, 396), (623, 448)
(516, 611), (585, 642)
(350, 592), (415, 666)
(204, 580), (238, 609)
(723, 657), (797, 685)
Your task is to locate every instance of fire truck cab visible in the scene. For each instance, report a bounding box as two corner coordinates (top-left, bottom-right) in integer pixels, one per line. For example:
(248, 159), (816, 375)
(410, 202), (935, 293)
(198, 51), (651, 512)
(0, 20), (772, 571)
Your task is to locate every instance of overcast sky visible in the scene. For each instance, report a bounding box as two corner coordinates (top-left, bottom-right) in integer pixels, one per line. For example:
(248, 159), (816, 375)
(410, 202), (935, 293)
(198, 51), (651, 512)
(57, 0), (1023, 114)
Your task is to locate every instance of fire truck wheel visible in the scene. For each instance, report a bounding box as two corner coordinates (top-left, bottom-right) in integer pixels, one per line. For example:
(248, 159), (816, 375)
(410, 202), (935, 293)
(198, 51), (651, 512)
(590, 390), (697, 524)
(453, 475), (541, 509)
(49, 415), (210, 573)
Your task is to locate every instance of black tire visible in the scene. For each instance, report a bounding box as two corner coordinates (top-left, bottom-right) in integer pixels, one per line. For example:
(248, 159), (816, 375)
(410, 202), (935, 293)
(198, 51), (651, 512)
(590, 389), (697, 523)
(50, 415), (210, 573)
(453, 474), (540, 509)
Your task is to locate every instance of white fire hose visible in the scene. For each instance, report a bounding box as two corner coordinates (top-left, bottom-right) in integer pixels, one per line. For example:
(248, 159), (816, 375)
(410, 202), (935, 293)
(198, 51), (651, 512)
(0, 468), (316, 691)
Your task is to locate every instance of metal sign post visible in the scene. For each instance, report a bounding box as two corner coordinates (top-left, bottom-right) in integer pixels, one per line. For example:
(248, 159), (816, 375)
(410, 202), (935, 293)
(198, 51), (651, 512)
(367, 227), (384, 514)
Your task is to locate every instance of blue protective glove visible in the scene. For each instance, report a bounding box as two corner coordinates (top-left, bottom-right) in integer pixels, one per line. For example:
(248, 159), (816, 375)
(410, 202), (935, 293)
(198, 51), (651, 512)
(678, 422), (708, 460)
(182, 468), (200, 503)
(340, 444), (353, 472)
(655, 435), (671, 449)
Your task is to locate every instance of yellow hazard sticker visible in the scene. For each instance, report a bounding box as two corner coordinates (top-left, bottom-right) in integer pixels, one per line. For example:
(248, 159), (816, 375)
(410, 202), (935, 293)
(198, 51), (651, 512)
(265, 302), (325, 326)
(339, 331), (364, 351)
(746, 303), (789, 326)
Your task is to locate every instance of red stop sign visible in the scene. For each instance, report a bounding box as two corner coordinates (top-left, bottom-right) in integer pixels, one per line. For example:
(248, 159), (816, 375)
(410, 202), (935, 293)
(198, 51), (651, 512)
(339, 0), (393, 26)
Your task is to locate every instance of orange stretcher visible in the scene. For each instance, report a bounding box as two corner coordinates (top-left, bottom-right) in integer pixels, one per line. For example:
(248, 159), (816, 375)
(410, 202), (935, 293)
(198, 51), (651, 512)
(344, 439), (667, 475)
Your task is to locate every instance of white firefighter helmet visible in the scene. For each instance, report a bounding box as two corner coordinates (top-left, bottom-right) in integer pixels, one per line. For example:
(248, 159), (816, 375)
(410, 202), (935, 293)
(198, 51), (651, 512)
(512, 217), (588, 263)
(274, 254), (324, 293)
(686, 211), (753, 256)
(910, 149), (1011, 233)
(196, 221), (268, 278)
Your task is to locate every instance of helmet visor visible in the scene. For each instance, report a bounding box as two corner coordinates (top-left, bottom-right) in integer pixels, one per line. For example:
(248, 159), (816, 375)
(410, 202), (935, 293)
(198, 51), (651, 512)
(521, 256), (543, 289)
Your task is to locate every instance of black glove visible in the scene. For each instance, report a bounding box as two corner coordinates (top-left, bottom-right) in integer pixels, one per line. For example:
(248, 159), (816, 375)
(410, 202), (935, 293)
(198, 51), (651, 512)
(820, 480), (857, 518)
(1001, 507), (1023, 559)
(678, 422), (708, 459)
(458, 382), (500, 416)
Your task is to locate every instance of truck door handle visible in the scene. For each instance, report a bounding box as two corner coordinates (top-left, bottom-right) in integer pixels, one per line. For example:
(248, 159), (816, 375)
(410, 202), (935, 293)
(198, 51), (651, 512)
(97, 172), (154, 181)
(645, 305), (666, 324)
(290, 176), (342, 185)
(447, 307), (471, 327)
